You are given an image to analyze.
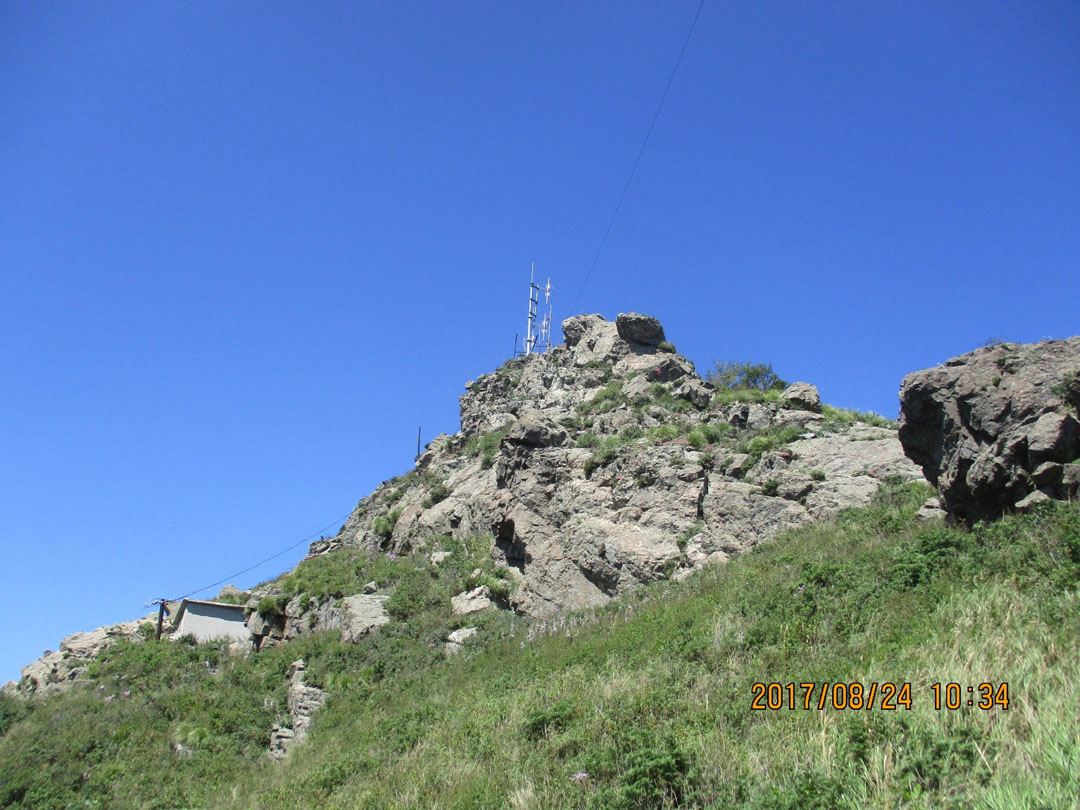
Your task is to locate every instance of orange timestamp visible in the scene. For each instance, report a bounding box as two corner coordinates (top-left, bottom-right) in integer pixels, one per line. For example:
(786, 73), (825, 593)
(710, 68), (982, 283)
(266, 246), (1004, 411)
(750, 682), (1010, 711)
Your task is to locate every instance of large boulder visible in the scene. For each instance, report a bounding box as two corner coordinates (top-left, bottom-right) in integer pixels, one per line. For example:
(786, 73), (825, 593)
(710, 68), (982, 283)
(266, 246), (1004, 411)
(615, 313), (666, 347)
(898, 338), (1080, 523)
(781, 382), (822, 413)
(503, 413), (567, 448)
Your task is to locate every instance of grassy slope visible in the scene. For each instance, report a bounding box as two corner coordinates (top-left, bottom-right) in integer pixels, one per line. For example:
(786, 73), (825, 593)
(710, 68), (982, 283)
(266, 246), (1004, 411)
(2, 482), (1079, 809)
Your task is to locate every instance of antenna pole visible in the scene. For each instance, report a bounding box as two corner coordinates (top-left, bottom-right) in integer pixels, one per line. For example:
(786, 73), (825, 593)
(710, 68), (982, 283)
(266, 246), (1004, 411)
(416, 427), (422, 458)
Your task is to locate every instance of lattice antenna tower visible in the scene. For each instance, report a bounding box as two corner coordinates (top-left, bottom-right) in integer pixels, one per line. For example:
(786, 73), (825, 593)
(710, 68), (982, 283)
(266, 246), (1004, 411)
(524, 262), (540, 355)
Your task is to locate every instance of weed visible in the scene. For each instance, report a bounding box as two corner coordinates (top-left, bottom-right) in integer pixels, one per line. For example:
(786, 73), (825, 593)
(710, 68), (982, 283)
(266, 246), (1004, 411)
(677, 522), (704, 552)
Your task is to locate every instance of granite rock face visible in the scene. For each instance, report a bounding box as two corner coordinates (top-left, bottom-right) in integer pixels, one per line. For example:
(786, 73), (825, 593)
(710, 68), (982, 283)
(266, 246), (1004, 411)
(898, 338), (1080, 523)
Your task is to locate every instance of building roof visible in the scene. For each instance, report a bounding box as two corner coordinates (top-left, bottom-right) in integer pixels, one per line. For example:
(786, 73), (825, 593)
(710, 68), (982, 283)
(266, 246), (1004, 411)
(174, 598), (247, 623)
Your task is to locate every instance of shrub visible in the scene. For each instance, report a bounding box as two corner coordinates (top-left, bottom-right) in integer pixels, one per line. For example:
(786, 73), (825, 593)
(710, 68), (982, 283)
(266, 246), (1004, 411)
(523, 701), (575, 740)
(707, 361), (787, 392)
(577, 432), (600, 448)
(423, 482), (450, 509)
(385, 567), (445, 621)
(736, 424), (804, 464)
(464, 429), (506, 469)
(657, 340), (676, 353)
(257, 594), (288, 618)
(372, 508), (401, 541)
(810, 469), (826, 482)
(761, 479), (781, 496)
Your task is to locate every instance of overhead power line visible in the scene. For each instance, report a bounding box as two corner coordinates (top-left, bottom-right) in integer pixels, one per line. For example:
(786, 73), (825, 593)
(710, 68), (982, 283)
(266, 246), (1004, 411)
(172, 508), (356, 601)
(571, 0), (707, 312)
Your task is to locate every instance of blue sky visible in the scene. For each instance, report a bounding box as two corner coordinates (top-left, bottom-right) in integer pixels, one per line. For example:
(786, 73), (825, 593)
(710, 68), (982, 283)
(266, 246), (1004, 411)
(2, 1), (1077, 682)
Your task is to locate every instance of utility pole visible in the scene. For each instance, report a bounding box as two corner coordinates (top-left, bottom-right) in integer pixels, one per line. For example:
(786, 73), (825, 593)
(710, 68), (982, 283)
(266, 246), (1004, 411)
(151, 598), (168, 641)
(416, 427), (422, 458)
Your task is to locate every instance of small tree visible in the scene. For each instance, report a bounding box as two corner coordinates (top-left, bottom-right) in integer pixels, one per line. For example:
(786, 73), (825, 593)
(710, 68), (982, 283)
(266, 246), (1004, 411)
(707, 361), (787, 392)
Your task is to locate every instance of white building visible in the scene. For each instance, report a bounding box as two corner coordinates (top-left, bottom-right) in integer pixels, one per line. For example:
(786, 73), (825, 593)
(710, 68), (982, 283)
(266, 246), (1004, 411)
(172, 599), (251, 644)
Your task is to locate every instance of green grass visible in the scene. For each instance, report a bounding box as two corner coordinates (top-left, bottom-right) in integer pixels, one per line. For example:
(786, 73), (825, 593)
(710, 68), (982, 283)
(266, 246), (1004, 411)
(736, 424), (806, 464)
(4, 487), (1080, 809)
(578, 381), (626, 415)
(821, 405), (897, 431)
(463, 429), (506, 469)
(712, 388), (785, 407)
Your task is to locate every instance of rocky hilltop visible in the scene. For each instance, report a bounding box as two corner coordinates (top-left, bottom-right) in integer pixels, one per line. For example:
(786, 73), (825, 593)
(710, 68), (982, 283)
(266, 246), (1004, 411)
(302, 312), (922, 623)
(9, 313), (926, 693)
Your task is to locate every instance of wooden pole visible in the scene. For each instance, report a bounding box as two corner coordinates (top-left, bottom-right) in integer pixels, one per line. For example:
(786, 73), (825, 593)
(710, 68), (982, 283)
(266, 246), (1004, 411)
(155, 600), (166, 641)
(416, 427), (422, 458)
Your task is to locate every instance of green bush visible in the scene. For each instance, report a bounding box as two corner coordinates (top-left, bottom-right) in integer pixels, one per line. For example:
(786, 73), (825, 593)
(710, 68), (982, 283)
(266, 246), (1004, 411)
(707, 360), (787, 392)
(523, 701), (575, 740)
(464, 429), (506, 469)
(257, 594), (289, 618)
(372, 508), (401, 541)
(385, 567), (446, 621)
(422, 482), (450, 509)
(676, 522), (704, 552)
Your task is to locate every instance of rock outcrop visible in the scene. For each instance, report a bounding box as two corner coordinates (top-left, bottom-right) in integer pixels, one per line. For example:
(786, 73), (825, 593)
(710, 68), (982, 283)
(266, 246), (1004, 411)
(246, 592), (389, 649)
(312, 313), (924, 619)
(899, 338), (1080, 523)
(5, 613), (158, 698)
(268, 659), (327, 760)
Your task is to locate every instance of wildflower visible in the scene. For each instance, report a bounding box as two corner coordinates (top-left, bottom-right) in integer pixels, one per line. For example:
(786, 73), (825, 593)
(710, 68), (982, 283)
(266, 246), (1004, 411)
(571, 772), (589, 782)
(123, 690), (131, 697)
(104, 695), (115, 703)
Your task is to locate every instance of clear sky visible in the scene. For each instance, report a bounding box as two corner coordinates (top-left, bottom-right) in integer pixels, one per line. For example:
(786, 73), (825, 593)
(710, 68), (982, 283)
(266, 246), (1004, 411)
(2, 1), (1078, 683)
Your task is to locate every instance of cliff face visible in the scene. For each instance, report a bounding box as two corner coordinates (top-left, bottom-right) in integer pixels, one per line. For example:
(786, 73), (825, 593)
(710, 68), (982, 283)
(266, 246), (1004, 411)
(307, 313), (924, 620)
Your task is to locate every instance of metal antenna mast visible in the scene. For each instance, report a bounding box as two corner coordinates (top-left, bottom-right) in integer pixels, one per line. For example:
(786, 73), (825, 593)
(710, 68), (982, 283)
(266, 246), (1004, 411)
(540, 277), (552, 351)
(524, 262), (540, 355)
